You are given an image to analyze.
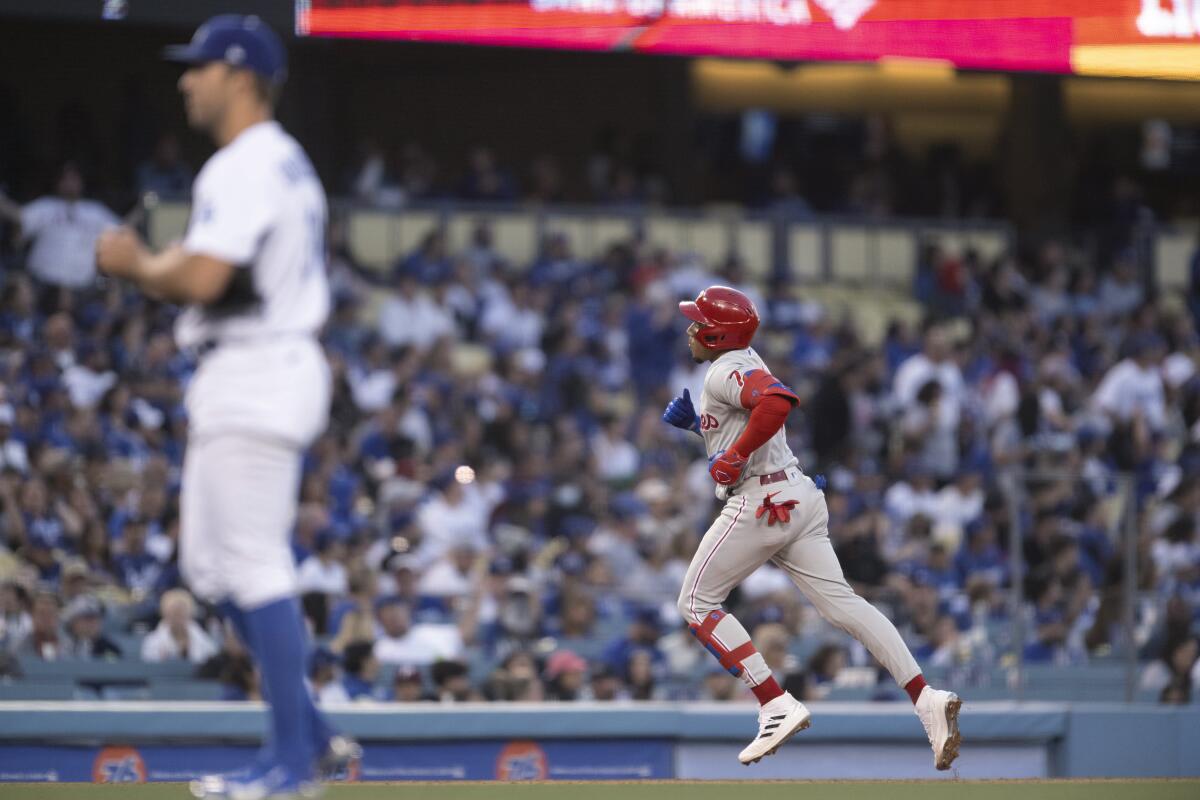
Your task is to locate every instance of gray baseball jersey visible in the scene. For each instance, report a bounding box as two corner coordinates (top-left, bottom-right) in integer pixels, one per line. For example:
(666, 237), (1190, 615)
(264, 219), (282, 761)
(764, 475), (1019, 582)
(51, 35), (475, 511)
(699, 347), (799, 495)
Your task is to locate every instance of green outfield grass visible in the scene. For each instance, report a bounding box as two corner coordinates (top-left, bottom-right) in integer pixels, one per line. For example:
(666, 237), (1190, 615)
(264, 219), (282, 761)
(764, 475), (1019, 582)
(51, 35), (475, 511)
(2, 781), (1198, 800)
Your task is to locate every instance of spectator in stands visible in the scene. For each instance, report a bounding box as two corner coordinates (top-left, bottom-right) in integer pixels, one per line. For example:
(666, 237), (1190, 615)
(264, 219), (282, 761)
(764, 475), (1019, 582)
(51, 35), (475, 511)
(583, 662), (625, 701)
(765, 167), (813, 219)
(807, 356), (860, 469)
(626, 648), (658, 700)
(372, 596), (464, 666)
(377, 272), (455, 353)
(61, 344), (117, 410)
(394, 229), (451, 285)
(955, 519), (1007, 589)
(913, 615), (963, 668)
(5, 477), (68, 554)
(349, 138), (405, 207)
(555, 588), (598, 640)
(458, 146), (517, 202)
(320, 640), (384, 704)
(1023, 573), (1071, 664)
(893, 326), (964, 445)
(1160, 677), (1191, 705)
(133, 133), (192, 198)
(0, 405), (29, 474)
(60, 595), (120, 659)
(483, 650), (545, 702)
(197, 624), (260, 702)
(525, 155), (564, 205)
(297, 531), (349, 620)
(17, 590), (61, 660)
(1098, 254), (1144, 319)
(0, 162), (119, 288)
(800, 643), (848, 701)
(543, 649), (588, 702)
(140, 588), (217, 664)
(112, 517), (162, 596)
(480, 575), (542, 659)
(392, 664), (431, 702)
(414, 474), (492, 564)
(308, 647), (341, 703)
(602, 607), (667, 689)
(431, 659), (477, 702)
(0, 581), (31, 653)
(1092, 333), (1168, 433)
(898, 379), (958, 480)
(480, 283), (546, 352)
(700, 663), (742, 702)
(1140, 636), (1200, 696)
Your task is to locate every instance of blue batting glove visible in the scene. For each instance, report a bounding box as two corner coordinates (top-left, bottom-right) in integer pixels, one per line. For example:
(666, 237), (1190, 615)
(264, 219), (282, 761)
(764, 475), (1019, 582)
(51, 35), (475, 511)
(662, 387), (701, 433)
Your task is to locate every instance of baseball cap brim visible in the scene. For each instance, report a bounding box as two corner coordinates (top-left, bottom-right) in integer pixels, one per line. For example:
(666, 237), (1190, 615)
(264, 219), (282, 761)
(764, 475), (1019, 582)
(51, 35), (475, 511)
(163, 44), (209, 64)
(679, 301), (710, 325)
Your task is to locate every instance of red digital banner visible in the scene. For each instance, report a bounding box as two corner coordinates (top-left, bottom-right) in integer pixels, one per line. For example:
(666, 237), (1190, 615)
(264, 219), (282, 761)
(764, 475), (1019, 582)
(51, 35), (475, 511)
(297, 1), (1200, 79)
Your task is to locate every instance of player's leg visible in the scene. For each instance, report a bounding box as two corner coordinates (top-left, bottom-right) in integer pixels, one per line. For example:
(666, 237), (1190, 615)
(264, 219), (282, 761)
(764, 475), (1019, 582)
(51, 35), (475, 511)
(678, 495), (779, 698)
(677, 494), (811, 763)
(212, 433), (323, 775)
(181, 431), (333, 799)
(182, 435), (287, 797)
(178, 442), (227, 611)
(772, 505), (961, 770)
(217, 599), (338, 761)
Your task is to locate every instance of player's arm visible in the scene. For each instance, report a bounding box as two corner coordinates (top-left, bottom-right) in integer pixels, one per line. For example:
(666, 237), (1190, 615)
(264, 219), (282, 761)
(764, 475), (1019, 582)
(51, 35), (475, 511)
(96, 226), (235, 305)
(709, 370), (799, 485)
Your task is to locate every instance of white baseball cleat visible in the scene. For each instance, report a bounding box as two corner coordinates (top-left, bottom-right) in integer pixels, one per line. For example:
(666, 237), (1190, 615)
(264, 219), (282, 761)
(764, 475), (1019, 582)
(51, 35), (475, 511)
(189, 766), (323, 800)
(915, 685), (963, 771)
(738, 691), (812, 765)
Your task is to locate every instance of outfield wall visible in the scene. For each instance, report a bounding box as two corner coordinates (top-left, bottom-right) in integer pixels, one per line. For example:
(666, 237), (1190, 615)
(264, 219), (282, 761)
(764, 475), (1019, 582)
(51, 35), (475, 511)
(0, 702), (1197, 783)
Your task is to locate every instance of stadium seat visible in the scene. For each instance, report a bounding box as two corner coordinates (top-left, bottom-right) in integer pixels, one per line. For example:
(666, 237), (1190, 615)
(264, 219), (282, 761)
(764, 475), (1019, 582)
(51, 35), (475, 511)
(0, 683), (97, 701)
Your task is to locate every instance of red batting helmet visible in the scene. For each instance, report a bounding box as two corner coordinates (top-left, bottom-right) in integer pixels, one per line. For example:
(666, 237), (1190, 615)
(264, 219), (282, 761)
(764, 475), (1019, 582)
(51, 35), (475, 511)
(679, 285), (759, 351)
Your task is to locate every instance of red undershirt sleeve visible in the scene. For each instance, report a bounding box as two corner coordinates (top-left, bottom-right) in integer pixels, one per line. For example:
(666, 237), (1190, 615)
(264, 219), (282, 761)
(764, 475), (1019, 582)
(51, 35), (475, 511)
(729, 394), (794, 457)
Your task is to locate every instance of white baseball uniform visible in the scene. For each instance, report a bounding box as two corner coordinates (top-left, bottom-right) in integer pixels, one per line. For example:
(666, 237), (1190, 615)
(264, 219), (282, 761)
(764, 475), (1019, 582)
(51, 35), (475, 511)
(177, 120), (331, 609)
(677, 346), (921, 689)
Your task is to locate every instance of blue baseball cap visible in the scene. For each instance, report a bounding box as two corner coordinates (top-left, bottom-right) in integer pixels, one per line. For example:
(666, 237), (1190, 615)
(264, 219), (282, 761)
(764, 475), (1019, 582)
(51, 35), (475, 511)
(164, 15), (287, 85)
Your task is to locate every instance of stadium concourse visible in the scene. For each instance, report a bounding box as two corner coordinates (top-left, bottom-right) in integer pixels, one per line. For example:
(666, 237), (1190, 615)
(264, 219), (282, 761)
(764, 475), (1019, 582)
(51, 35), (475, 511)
(0, 196), (1198, 708)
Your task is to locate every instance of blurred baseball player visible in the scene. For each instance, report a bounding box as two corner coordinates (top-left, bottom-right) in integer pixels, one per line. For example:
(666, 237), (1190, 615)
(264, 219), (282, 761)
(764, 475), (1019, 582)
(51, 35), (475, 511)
(97, 15), (356, 799)
(662, 286), (961, 769)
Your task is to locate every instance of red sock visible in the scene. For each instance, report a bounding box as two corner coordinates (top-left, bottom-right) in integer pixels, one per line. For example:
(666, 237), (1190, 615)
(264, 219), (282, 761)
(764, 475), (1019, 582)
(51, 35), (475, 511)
(752, 675), (785, 705)
(904, 674), (928, 705)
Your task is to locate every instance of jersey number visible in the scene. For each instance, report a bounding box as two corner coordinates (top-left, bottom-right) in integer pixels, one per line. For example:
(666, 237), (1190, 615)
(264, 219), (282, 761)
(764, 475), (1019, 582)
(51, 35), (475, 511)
(700, 414), (719, 431)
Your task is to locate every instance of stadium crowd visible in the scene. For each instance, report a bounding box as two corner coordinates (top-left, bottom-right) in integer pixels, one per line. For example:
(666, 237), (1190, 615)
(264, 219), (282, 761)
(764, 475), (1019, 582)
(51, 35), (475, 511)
(0, 161), (1198, 707)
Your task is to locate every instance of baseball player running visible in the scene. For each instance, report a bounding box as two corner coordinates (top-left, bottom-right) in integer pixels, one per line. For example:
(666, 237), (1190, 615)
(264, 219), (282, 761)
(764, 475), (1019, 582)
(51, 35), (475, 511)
(97, 15), (356, 799)
(662, 286), (961, 769)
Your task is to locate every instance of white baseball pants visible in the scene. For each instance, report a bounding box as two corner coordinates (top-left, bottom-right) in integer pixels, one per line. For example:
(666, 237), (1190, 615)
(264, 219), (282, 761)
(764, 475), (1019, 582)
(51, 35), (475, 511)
(180, 337), (330, 608)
